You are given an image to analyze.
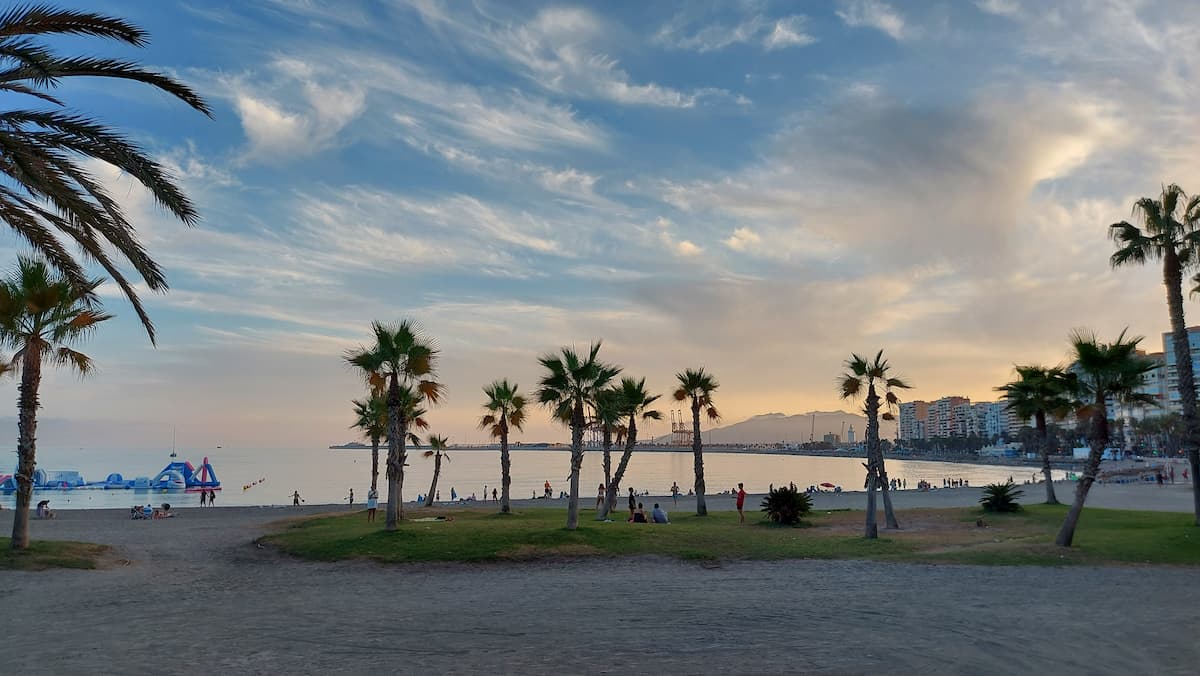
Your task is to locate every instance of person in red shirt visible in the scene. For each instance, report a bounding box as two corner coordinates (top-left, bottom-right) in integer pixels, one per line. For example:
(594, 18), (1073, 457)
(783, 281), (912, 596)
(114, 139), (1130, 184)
(736, 482), (747, 524)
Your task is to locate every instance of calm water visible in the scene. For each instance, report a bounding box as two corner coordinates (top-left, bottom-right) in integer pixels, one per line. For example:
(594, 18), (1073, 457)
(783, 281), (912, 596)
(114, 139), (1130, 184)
(0, 446), (1063, 510)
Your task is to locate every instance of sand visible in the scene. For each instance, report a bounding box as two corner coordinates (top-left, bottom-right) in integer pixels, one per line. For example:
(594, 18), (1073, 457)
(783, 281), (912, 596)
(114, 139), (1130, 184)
(3, 484), (1198, 675)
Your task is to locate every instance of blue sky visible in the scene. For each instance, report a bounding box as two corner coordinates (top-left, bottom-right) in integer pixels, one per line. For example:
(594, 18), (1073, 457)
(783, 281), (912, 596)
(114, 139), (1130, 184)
(2, 0), (1195, 449)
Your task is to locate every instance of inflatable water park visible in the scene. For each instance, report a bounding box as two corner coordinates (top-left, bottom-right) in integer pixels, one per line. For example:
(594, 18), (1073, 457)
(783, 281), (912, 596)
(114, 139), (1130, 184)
(0, 456), (221, 493)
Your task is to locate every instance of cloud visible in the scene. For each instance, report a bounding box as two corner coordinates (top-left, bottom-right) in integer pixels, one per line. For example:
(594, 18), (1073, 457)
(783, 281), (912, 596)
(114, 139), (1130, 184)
(655, 12), (815, 53)
(837, 0), (909, 41)
(975, 0), (1021, 18)
(408, 3), (743, 108)
(724, 227), (761, 251)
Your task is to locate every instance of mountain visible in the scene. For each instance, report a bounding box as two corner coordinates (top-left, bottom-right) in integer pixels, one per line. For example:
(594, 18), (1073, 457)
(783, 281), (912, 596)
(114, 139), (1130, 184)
(652, 411), (896, 445)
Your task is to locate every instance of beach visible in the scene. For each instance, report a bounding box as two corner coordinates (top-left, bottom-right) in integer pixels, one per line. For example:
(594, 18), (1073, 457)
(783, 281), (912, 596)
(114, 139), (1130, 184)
(3, 482), (1197, 674)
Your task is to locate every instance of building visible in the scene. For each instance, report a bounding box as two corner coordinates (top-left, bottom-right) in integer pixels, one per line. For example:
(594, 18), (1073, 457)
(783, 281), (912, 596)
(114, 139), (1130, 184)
(1162, 328), (1200, 414)
(971, 401), (1004, 439)
(898, 401), (929, 441)
(846, 424), (856, 444)
(928, 396), (971, 438)
(822, 433), (840, 444)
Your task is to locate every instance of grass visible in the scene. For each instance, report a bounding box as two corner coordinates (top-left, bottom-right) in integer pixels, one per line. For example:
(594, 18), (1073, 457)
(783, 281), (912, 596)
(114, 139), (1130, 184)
(0, 539), (109, 571)
(263, 503), (1200, 567)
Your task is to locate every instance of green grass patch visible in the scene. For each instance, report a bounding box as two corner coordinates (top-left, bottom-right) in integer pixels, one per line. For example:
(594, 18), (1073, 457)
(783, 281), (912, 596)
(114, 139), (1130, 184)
(262, 505), (1200, 567)
(0, 539), (109, 571)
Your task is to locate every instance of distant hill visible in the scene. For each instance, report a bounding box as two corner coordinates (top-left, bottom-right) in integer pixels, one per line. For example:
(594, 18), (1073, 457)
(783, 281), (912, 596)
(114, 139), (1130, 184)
(652, 411), (896, 445)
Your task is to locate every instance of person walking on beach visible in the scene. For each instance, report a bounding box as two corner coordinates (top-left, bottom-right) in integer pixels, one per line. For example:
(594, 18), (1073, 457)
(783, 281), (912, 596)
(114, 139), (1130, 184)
(544, 480), (552, 498)
(292, 490), (302, 506)
(208, 489), (216, 506)
(348, 488), (354, 505)
(492, 487), (498, 502)
(596, 483), (605, 509)
(199, 489), (207, 507)
(670, 481), (680, 506)
(628, 487), (637, 520)
(736, 483), (747, 525)
(366, 487), (378, 523)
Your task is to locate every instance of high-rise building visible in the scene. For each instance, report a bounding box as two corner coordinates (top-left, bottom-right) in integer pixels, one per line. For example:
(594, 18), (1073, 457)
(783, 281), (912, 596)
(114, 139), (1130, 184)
(1162, 328), (1200, 414)
(898, 401), (929, 440)
(928, 396), (971, 438)
(846, 424), (856, 444)
(970, 401), (1003, 439)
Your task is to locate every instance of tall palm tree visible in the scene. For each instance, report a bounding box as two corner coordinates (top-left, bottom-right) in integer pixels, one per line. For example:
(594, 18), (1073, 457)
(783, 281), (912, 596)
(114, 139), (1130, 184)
(345, 320), (442, 530)
(479, 379), (526, 514)
(0, 257), (110, 549)
(839, 351), (911, 539)
(673, 368), (720, 516)
(351, 394), (387, 493)
(0, 6), (210, 343)
(996, 365), (1079, 505)
(423, 434), (450, 508)
(599, 377), (661, 520)
(592, 387), (624, 510)
(537, 341), (620, 530)
(1056, 330), (1158, 547)
(1110, 184), (1200, 525)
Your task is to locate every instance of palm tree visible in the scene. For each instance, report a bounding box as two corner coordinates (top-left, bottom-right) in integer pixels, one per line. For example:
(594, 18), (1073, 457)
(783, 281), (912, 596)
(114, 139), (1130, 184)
(600, 377), (661, 520)
(537, 341), (620, 530)
(592, 387), (624, 511)
(839, 351), (911, 538)
(0, 6), (210, 343)
(351, 394), (387, 493)
(479, 379), (526, 514)
(423, 435), (450, 508)
(345, 320), (442, 530)
(673, 368), (720, 516)
(1056, 329), (1158, 547)
(1110, 185), (1200, 525)
(0, 257), (110, 549)
(996, 365), (1079, 505)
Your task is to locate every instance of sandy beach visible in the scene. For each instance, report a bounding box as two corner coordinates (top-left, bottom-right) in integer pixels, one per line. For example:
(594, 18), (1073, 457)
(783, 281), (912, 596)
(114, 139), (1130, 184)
(3, 482), (1197, 674)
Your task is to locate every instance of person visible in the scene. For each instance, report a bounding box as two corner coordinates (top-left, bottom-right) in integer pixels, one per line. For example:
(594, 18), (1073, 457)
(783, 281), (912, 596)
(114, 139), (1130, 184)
(1170, 466), (1176, 484)
(736, 482), (747, 525)
(451, 487), (458, 501)
(199, 489), (207, 507)
(348, 488), (354, 505)
(651, 503), (669, 524)
(544, 480), (552, 498)
(627, 487), (636, 520)
(670, 481), (680, 506)
(35, 500), (52, 519)
(596, 483), (605, 509)
(292, 490), (302, 506)
(208, 489), (216, 506)
(632, 502), (648, 523)
(366, 487), (378, 523)
(1156, 472), (1164, 486)
(492, 488), (498, 502)
(437, 490), (441, 501)
(143, 503), (153, 519)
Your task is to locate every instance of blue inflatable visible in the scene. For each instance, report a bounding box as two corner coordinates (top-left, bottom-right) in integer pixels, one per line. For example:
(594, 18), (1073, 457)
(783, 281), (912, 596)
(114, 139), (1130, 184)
(1, 456), (221, 493)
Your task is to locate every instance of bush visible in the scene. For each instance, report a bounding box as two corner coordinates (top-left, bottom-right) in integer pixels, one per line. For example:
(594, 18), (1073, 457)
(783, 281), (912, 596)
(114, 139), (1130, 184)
(979, 481), (1024, 513)
(760, 485), (812, 525)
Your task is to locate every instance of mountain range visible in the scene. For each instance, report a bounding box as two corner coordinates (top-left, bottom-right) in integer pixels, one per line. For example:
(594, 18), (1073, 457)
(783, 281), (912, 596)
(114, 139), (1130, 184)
(652, 411), (897, 445)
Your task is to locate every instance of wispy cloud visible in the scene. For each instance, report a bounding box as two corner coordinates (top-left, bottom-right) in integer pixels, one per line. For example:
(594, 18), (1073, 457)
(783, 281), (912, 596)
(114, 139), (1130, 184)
(837, 0), (910, 41)
(655, 12), (815, 53)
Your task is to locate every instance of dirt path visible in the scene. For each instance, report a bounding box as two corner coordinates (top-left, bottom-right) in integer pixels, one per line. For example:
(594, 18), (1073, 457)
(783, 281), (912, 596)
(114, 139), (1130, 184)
(3, 505), (1197, 674)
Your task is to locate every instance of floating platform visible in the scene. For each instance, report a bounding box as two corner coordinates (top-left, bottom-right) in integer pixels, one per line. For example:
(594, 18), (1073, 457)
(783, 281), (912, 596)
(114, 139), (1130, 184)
(1, 457), (221, 492)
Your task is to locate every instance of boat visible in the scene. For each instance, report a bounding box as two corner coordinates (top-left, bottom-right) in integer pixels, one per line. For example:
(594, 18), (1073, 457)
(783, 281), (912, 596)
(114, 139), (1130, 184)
(328, 441), (370, 450)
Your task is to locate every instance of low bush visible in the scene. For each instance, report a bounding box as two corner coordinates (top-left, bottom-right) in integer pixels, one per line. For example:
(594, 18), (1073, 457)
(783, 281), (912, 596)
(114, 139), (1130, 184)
(760, 485), (812, 525)
(980, 481), (1024, 513)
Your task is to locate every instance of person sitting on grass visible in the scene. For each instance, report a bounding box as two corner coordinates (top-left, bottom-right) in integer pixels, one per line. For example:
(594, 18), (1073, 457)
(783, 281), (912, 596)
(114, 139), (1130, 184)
(651, 503), (669, 524)
(631, 502), (648, 523)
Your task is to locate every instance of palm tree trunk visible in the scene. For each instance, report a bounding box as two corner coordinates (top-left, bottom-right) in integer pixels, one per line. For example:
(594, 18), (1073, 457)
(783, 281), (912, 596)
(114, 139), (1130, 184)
(692, 398), (707, 516)
(1163, 250), (1200, 526)
(10, 350), (42, 550)
(600, 417), (637, 520)
(369, 434), (380, 493)
(879, 465), (899, 529)
(425, 452), (441, 508)
(1056, 395), (1109, 546)
(385, 375), (402, 531)
(499, 418), (511, 514)
(864, 383), (880, 539)
(601, 426), (612, 508)
(566, 400), (585, 530)
(1036, 410), (1058, 504)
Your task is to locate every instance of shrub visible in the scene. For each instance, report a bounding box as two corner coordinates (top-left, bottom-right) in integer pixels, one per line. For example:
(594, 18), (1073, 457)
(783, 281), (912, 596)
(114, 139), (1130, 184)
(760, 485), (812, 525)
(979, 481), (1024, 513)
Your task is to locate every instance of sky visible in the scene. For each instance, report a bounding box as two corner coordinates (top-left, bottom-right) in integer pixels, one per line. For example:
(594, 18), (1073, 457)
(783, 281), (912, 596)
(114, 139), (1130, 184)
(2, 0), (1198, 450)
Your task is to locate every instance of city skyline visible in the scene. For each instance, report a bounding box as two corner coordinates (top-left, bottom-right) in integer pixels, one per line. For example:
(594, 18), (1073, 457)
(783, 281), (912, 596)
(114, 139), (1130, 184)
(1, 1), (1198, 448)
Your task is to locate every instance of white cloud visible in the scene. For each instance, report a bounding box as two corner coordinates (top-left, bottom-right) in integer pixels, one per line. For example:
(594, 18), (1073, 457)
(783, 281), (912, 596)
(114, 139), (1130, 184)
(656, 13), (815, 53)
(724, 227), (762, 251)
(837, 0), (909, 41)
(975, 0), (1021, 18)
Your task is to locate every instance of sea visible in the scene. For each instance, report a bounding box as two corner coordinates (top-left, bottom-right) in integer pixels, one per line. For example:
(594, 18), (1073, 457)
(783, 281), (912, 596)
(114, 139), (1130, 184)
(0, 446), (1063, 511)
